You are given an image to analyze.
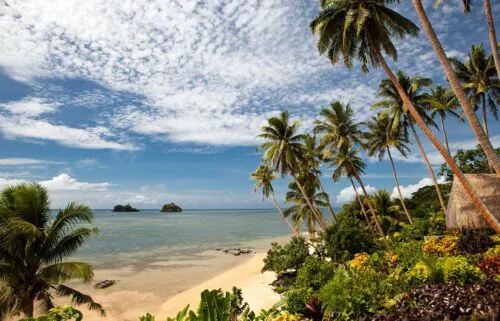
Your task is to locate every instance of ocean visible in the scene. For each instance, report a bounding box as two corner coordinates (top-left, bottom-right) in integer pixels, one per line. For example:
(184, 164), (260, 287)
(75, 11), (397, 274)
(73, 209), (295, 268)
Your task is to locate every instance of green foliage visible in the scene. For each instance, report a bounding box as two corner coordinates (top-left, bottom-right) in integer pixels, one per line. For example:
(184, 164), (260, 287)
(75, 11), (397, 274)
(439, 256), (484, 286)
(395, 210), (446, 242)
(282, 288), (313, 315)
(321, 213), (375, 263)
(296, 257), (335, 291)
(262, 237), (310, 274)
(439, 145), (500, 183)
(113, 203), (139, 212)
(19, 306), (83, 321)
(140, 313), (156, 321)
(165, 305), (189, 321)
(405, 185), (451, 218)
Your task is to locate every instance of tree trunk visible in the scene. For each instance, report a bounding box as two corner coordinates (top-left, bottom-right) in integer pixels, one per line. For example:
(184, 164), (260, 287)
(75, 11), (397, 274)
(481, 95), (489, 137)
(23, 300), (34, 317)
(411, 0), (500, 173)
(353, 173), (389, 247)
(440, 114), (450, 153)
(408, 118), (447, 213)
(271, 191), (297, 235)
(350, 177), (377, 237)
(376, 50), (500, 233)
(318, 178), (337, 222)
(387, 147), (413, 224)
(292, 172), (327, 230)
(484, 0), (500, 78)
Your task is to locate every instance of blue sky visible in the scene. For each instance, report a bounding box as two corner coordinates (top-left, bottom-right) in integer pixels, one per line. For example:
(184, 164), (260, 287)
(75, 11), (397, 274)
(0, 0), (498, 209)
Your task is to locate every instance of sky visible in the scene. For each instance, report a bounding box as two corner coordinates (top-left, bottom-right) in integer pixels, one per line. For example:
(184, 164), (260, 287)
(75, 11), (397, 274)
(0, 0), (498, 209)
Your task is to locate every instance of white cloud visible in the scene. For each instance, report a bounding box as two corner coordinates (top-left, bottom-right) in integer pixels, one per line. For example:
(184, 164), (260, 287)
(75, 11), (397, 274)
(336, 184), (377, 204)
(39, 173), (112, 191)
(0, 158), (65, 166)
(391, 176), (447, 199)
(75, 158), (106, 169)
(0, 97), (57, 116)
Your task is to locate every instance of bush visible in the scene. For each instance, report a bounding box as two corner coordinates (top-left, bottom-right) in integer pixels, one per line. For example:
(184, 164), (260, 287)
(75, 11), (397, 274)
(283, 288), (313, 315)
(296, 257), (335, 291)
(439, 256), (484, 286)
(262, 236), (310, 274)
(477, 256), (500, 279)
(19, 306), (83, 321)
(422, 236), (459, 256)
(321, 214), (375, 263)
(456, 229), (495, 254)
(395, 210), (446, 242)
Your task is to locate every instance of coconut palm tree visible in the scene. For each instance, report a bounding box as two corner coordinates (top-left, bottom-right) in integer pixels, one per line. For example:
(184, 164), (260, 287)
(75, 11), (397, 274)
(328, 145), (388, 246)
(310, 0), (499, 232)
(257, 111), (326, 230)
(283, 171), (328, 236)
(408, 0), (500, 174)
(424, 85), (461, 152)
(251, 165), (297, 235)
(372, 71), (447, 213)
(303, 134), (337, 221)
(450, 44), (499, 137)
(434, 0), (500, 78)
(370, 189), (403, 219)
(0, 183), (104, 319)
(366, 115), (413, 224)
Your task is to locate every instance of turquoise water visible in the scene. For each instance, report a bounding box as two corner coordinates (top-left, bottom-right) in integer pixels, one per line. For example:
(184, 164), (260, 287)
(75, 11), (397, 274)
(75, 209), (294, 268)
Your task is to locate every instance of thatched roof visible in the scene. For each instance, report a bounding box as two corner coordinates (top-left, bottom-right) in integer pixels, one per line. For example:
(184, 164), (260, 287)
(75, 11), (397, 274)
(446, 174), (500, 230)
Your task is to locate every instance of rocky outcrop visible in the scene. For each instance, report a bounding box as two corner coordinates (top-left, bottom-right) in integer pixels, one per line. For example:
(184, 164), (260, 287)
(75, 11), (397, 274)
(216, 248), (255, 256)
(161, 202), (182, 212)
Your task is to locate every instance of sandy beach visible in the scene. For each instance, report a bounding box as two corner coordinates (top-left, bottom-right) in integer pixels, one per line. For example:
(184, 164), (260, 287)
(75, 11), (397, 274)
(49, 236), (287, 321)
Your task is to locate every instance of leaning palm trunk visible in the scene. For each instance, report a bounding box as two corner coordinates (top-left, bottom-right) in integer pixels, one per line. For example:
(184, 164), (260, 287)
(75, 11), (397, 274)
(408, 118), (447, 213)
(411, 0), (500, 174)
(439, 114), (450, 153)
(386, 147), (413, 224)
(270, 191), (297, 235)
(376, 50), (500, 233)
(481, 95), (489, 137)
(318, 178), (337, 222)
(353, 173), (389, 247)
(484, 0), (500, 78)
(291, 172), (327, 230)
(350, 177), (377, 237)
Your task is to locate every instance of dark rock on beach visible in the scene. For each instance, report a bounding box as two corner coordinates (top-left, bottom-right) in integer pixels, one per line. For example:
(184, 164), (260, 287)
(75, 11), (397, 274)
(216, 248), (255, 256)
(93, 280), (116, 289)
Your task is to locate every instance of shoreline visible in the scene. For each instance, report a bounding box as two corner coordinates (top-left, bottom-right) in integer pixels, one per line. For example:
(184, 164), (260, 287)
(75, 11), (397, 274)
(54, 235), (289, 321)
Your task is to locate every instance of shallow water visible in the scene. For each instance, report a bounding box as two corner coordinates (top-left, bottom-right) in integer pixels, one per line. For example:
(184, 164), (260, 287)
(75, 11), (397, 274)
(72, 209), (294, 268)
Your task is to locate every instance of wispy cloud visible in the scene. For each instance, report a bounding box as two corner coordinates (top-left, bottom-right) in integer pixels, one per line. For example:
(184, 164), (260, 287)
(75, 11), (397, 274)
(0, 158), (65, 166)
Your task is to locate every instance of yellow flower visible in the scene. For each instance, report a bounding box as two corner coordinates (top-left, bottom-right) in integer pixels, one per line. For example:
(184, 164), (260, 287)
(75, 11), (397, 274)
(350, 253), (370, 269)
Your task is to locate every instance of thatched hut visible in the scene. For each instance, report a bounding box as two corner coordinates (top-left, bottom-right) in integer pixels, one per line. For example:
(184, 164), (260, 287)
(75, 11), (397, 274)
(446, 174), (500, 230)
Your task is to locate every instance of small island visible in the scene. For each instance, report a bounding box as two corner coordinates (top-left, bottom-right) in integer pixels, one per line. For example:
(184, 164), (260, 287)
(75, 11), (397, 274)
(161, 202), (182, 212)
(113, 204), (140, 212)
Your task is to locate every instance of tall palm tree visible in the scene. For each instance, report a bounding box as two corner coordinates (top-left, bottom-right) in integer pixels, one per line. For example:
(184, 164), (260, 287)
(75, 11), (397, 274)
(283, 172), (328, 236)
(366, 115), (413, 224)
(450, 44), (499, 137)
(310, 0), (500, 232)
(372, 71), (447, 213)
(302, 134), (337, 221)
(329, 145), (388, 246)
(257, 111), (326, 230)
(0, 183), (104, 319)
(408, 0), (500, 173)
(424, 85), (461, 152)
(370, 189), (403, 219)
(251, 165), (297, 235)
(434, 0), (500, 78)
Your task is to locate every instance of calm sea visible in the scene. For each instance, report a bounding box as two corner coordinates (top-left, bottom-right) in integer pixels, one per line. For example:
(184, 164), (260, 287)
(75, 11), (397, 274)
(72, 209), (296, 268)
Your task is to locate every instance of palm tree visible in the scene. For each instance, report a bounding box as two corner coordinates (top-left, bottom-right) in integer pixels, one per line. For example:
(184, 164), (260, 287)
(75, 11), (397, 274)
(372, 71), (447, 213)
(409, 0), (500, 173)
(258, 111), (326, 230)
(424, 85), (461, 152)
(310, 0), (499, 232)
(251, 165), (297, 235)
(366, 115), (413, 224)
(0, 183), (104, 319)
(370, 190), (403, 219)
(329, 145), (388, 246)
(302, 134), (337, 221)
(450, 44), (499, 137)
(434, 0), (500, 78)
(283, 172), (328, 236)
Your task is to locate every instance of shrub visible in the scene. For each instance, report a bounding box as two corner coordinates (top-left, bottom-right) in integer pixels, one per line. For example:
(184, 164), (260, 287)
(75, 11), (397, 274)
(422, 236), (459, 256)
(395, 210), (446, 242)
(296, 257), (335, 291)
(439, 256), (484, 286)
(262, 237), (310, 274)
(456, 229), (495, 254)
(477, 256), (500, 279)
(19, 306), (83, 321)
(321, 214), (375, 263)
(283, 288), (313, 315)
(391, 240), (425, 270)
(349, 253), (370, 270)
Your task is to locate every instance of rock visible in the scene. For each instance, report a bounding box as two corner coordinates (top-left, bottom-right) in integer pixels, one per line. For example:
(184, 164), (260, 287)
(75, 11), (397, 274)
(220, 248), (255, 256)
(161, 202), (182, 212)
(113, 204), (139, 212)
(93, 280), (116, 289)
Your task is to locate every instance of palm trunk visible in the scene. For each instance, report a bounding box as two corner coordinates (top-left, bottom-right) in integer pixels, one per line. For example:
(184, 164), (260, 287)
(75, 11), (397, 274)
(23, 300), (34, 317)
(408, 118), (447, 213)
(481, 95), (489, 137)
(387, 147), (413, 224)
(318, 178), (337, 222)
(353, 173), (389, 247)
(411, 0), (500, 173)
(350, 177), (377, 237)
(292, 172), (327, 230)
(440, 114), (450, 153)
(376, 50), (500, 233)
(484, 0), (500, 78)
(271, 191), (297, 235)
